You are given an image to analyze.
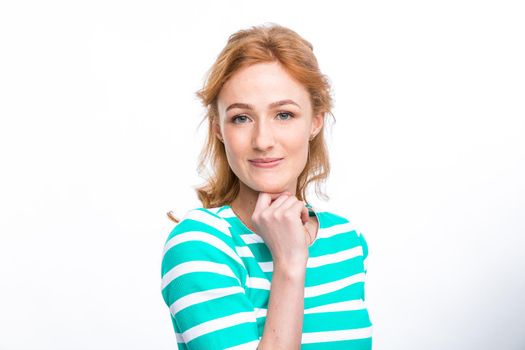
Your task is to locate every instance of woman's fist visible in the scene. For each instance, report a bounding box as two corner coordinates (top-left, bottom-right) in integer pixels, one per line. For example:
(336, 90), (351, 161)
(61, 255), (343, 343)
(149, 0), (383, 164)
(251, 191), (311, 267)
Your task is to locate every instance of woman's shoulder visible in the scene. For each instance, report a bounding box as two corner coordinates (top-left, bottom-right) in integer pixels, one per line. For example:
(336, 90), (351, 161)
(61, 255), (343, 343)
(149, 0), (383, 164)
(161, 205), (247, 287)
(314, 205), (369, 260)
(165, 205), (232, 240)
(174, 205), (227, 222)
(313, 204), (354, 226)
(314, 205), (366, 237)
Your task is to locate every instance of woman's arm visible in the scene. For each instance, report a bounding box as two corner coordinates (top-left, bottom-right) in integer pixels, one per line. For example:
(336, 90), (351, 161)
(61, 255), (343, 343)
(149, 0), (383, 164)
(250, 192), (312, 349)
(257, 261), (306, 350)
(161, 210), (260, 349)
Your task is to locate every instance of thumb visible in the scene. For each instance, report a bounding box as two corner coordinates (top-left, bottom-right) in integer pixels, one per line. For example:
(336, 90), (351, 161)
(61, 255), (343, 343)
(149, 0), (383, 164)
(300, 202), (309, 225)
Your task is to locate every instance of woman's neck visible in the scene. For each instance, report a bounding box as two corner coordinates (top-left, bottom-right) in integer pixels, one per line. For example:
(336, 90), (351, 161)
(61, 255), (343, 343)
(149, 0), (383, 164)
(229, 185), (261, 232)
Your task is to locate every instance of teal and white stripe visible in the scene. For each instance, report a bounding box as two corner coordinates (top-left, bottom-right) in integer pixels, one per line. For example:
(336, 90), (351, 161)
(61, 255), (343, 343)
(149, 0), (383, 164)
(161, 204), (372, 349)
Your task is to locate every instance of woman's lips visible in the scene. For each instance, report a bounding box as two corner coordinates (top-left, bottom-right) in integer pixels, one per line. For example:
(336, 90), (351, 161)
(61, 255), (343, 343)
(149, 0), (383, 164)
(249, 158), (283, 168)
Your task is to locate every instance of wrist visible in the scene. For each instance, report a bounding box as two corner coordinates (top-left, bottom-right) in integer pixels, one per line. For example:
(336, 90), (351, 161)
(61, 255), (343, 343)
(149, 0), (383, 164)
(273, 259), (307, 278)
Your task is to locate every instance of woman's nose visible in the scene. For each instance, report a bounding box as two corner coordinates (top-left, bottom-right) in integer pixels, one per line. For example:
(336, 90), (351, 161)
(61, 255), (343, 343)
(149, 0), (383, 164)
(251, 121), (275, 151)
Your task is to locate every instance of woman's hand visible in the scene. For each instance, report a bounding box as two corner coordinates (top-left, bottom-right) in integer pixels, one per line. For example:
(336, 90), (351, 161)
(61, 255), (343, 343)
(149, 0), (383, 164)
(251, 191), (311, 268)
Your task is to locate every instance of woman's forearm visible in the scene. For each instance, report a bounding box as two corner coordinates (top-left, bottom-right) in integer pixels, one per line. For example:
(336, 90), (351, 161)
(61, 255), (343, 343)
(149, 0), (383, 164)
(257, 263), (306, 350)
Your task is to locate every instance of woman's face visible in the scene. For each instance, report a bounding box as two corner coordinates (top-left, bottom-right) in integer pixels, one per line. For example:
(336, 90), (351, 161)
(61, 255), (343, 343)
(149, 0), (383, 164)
(215, 61), (323, 195)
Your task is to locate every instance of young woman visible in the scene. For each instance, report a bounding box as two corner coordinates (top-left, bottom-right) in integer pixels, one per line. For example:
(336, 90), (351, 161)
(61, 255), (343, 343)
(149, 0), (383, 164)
(161, 23), (372, 349)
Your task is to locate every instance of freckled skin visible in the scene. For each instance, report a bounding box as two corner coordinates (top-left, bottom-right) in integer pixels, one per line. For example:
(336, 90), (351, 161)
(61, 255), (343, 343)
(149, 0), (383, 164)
(214, 61), (323, 211)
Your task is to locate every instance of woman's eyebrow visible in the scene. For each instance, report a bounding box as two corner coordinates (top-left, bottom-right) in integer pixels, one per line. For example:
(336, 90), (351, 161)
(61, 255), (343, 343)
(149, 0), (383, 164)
(225, 99), (301, 112)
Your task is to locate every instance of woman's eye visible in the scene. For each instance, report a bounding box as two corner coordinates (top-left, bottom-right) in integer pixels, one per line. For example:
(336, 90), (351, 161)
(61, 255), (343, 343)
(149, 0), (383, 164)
(232, 115), (249, 124)
(276, 112), (293, 120)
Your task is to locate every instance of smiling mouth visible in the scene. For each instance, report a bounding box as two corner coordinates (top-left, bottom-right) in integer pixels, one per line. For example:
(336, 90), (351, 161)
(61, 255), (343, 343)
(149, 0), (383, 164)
(249, 158), (283, 168)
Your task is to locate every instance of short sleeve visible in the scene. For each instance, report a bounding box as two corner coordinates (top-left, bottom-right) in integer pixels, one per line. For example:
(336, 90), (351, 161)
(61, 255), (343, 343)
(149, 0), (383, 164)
(357, 230), (369, 274)
(161, 209), (260, 349)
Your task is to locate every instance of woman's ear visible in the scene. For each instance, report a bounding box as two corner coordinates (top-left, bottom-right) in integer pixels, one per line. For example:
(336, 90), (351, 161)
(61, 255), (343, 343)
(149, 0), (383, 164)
(310, 112), (324, 139)
(213, 120), (224, 142)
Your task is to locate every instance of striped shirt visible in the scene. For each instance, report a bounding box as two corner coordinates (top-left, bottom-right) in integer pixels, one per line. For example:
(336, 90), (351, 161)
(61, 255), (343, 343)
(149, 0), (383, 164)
(161, 203), (372, 349)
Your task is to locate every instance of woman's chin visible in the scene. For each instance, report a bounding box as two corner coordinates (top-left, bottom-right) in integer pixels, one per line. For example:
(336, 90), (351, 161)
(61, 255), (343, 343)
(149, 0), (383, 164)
(241, 177), (293, 196)
(254, 185), (291, 196)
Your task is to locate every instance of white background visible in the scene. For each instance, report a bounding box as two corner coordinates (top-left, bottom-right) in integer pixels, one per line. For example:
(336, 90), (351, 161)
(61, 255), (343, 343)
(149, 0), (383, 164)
(1, 1), (524, 349)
